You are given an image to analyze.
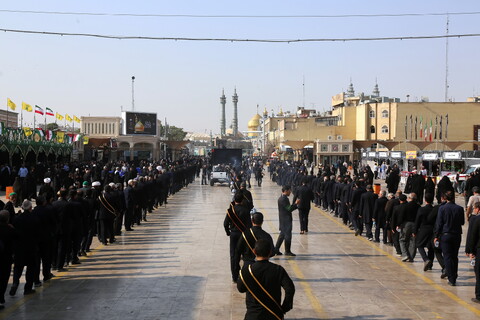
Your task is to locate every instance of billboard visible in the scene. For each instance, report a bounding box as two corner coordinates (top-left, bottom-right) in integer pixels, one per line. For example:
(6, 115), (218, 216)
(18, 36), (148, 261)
(123, 112), (157, 135)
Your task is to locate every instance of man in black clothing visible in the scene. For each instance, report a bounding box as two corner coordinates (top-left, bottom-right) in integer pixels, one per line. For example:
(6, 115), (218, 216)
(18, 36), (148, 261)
(0, 210), (16, 308)
(391, 194), (407, 256)
(414, 193), (435, 271)
(237, 239), (295, 320)
(434, 191), (465, 286)
(373, 190), (388, 243)
(235, 212), (274, 274)
(274, 186), (300, 256)
(32, 196), (56, 285)
(52, 189), (71, 271)
(359, 185), (378, 240)
(351, 182), (366, 236)
(224, 192), (252, 282)
(466, 202), (480, 303)
(293, 178), (314, 234)
(10, 200), (39, 296)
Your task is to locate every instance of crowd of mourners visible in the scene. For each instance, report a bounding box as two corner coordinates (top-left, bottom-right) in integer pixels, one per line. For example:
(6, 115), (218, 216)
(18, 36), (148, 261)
(269, 159), (480, 304)
(0, 157), (203, 309)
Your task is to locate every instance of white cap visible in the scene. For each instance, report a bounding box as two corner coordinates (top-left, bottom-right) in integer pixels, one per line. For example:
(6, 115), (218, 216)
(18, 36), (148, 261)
(109, 182), (115, 187)
(156, 166), (162, 171)
(44, 178), (51, 184)
(92, 181), (101, 187)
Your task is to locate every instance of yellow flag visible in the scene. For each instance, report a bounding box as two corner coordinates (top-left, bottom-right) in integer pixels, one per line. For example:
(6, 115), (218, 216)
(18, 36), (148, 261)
(22, 102), (33, 112)
(7, 98), (16, 110)
(73, 115), (81, 123)
(23, 127), (33, 137)
(57, 131), (65, 143)
(83, 136), (89, 145)
(65, 114), (73, 122)
(56, 113), (64, 121)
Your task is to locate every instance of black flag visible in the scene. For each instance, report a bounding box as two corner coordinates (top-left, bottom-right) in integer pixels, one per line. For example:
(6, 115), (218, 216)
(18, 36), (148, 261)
(445, 114), (449, 140)
(405, 115), (408, 139)
(439, 115), (443, 140)
(434, 116), (438, 140)
(415, 116), (418, 140)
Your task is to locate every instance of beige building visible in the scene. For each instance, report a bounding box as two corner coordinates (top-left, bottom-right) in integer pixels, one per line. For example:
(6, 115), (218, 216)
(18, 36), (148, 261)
(0, 109), (19, 128)
(81, 116), (164, 161)
(250, 85), (480, 164)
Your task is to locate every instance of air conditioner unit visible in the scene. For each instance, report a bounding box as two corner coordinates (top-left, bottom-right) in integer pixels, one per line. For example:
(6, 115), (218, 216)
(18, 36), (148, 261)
(337, 135), (343, 140)
(327, 135), (333, 140)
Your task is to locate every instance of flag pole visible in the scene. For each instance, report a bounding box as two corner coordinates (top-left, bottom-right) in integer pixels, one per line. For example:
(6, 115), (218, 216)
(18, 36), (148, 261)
(6, 99), (8, 128)
(33, 109), (36, 131)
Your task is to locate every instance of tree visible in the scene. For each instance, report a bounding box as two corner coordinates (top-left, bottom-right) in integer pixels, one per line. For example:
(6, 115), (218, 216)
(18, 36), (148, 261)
(160, 124), (187, 141)
(46, 123), (59, 131)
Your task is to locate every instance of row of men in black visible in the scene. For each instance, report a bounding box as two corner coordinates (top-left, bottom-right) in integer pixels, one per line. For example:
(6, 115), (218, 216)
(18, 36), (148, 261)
(270, 161), (477, 292)
(0, 159), (200, 308)
(223, 186), (295, 319)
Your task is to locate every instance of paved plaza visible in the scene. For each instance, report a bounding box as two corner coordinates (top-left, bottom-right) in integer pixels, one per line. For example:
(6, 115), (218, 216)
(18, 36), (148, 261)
(2, 178), (480, 320)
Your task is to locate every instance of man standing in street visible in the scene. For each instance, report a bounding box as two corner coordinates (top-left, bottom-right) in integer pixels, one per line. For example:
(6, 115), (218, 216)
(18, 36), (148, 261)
(293, 177), (314, 234)
(397, 193), (420, 262)
(237, 239), (295, 320)
(434, 191), (465, 286)
(274, 186), (300, 256)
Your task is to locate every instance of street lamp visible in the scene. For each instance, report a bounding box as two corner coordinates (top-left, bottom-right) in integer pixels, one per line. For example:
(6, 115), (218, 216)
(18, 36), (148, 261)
(132, 76), (135, 111)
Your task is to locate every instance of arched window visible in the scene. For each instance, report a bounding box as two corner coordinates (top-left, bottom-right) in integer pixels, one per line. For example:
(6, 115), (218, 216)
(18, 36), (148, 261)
(369, 110), (375, 118)
(370, 125), (376, 133)
(381, 125), (389, 133)
(95, 123), (98, 134)
(382, 110), (389, 118)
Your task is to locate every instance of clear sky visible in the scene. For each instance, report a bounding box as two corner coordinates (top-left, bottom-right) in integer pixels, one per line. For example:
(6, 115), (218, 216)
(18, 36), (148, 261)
(1, 1), (479, 133)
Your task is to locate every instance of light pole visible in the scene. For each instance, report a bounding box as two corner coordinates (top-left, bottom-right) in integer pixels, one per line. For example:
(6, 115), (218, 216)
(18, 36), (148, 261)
(131, 76), (135, 111)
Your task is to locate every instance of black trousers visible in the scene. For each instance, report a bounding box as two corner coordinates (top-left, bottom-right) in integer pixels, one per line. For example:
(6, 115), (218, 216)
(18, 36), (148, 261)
(12, 254), (36, 292)
(229, 231), (241, 281)
(0, 260), (12, 303)
(475, 248), (480, 299)
(441, 233), (461, 284)
(374, 224), (388, 243)
(125, 207), (134, 230)
(56, 234), (71, 269)
(35, 239), (53, 282)
(298, 208), (310, 232)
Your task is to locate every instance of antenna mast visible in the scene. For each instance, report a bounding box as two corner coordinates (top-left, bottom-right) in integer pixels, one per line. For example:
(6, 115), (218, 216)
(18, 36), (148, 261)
(444, 15), (449, 102)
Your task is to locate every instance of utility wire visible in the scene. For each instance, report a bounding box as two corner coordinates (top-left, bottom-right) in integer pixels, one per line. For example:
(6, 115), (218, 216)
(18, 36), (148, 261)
(1, 28), (480, 43)
(0, 9), (479, 19)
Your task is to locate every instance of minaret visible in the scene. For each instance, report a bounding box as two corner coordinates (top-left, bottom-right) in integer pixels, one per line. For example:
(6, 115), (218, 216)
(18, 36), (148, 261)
(346, 79), (355, 97)
(220, 89), (226, 136)
(232, 88), (238, 137)
(372, 79), (380, 97)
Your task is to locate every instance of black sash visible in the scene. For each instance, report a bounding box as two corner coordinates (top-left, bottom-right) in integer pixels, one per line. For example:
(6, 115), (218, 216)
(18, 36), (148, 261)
(242, 228), (258, 254)
(239, 264), (284, 320)
(99, 193), (117, 217)
(226, 202), (246, 232)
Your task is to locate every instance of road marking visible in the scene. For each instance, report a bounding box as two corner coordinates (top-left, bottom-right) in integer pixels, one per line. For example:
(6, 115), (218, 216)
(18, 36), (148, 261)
(313, 206), (480, 317)
(252, 189), (328, 319)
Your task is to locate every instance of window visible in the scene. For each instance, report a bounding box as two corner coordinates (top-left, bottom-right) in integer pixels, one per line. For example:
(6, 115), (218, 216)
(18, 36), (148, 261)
(342, 144), (350, 152)
(381, 125), (389, 133)
(369, 110), (375, 118)
(382, 110), (389, 118)
(332, 144), (339, 152)
(370, 125), (376, 134)
(95, 123), (98, 134)
(102, 123), (105, 134)
(321, 144), (328, 152)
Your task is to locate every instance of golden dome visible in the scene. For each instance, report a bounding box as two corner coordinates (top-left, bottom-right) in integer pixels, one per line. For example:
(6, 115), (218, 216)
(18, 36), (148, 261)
(248, 114), (261, 128)
(248, 113), (261, 137)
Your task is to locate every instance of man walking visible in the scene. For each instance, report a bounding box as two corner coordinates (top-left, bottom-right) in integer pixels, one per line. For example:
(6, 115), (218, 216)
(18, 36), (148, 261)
(434, 191), (465, 286)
